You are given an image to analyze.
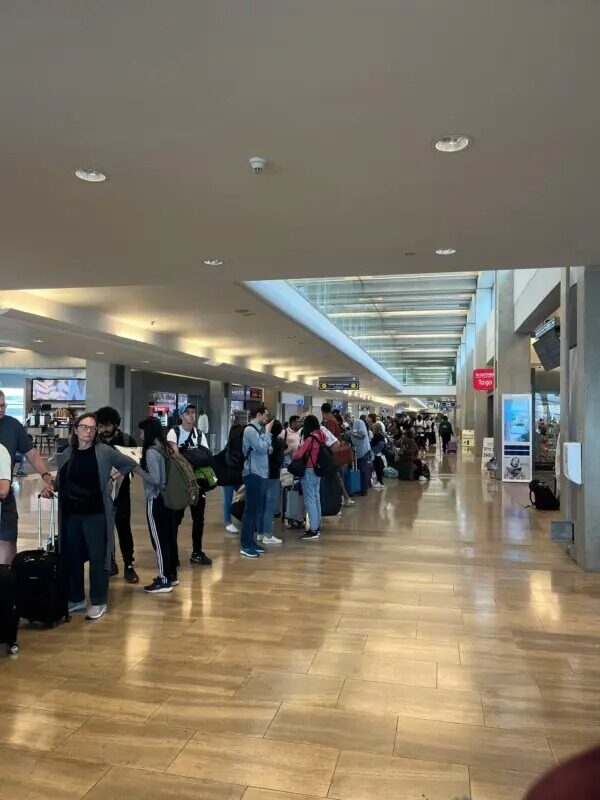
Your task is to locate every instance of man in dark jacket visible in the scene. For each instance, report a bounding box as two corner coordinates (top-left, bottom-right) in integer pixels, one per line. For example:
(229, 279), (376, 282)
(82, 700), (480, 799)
(438, 415), (454, 453)
(96, 406), (139, 584)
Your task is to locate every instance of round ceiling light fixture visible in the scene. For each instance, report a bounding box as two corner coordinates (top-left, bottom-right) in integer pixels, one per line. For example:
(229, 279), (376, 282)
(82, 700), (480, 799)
(203, 258), (224, 267)
(433, 135), (473, 153)
(33, 338), (44, 343)
(75, 168), (107, 183)
(435, 248), (456, 256)
(95, 351), (105, 355)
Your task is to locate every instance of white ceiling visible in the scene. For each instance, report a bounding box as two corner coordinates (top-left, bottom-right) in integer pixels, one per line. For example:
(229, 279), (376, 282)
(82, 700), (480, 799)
(0, 2), (598, 398)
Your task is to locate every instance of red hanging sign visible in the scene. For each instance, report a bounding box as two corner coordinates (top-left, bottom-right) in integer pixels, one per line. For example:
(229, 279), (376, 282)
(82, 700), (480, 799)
(473, 368), (495, 391)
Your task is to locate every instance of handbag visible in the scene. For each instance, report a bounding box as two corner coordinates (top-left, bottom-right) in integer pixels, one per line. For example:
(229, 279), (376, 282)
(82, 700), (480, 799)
(287, 456), (306, 478)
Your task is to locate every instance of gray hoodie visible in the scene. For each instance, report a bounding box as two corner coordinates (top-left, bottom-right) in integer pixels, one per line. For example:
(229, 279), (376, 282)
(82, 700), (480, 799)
(142, 445), (167, 500)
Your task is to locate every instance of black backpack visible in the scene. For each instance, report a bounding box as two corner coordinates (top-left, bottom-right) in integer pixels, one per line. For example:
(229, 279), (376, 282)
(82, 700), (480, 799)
(312, 434), (337, 478)
(224, 424), (246, 469)
(529, 480), (560, 511)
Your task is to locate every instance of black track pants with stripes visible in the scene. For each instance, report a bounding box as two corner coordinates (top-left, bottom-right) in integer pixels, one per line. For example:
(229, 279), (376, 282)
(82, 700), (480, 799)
(146, 493), (178, 581)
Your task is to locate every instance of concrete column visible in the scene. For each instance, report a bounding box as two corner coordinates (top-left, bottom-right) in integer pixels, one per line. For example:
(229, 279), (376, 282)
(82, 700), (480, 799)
(562, 266), (600, 571)
(492, 271), (532, 474)
(85, 361), (131, 430)
(455, 337), (465, 433)
(474, 286), (493, 450)
(462, 306), (476, 432)
(208, 380), (227, 451)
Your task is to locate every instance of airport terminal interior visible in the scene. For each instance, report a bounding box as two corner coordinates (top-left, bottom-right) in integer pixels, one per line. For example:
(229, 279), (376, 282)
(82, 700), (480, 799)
(0, 4), (599, 799)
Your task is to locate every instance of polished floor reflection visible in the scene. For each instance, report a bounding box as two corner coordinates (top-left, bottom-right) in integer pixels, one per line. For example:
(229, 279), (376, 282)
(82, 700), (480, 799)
(2, 454), (600, 799)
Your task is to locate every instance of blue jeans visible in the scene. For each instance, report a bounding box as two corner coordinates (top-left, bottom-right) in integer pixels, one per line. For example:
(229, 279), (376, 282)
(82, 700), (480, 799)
(262, 478), (281, 535)
(301, 468), (321, 532)
(222, 484), (241, 525)
(357, 453), (371, 494)
(241, 474), (267, 550)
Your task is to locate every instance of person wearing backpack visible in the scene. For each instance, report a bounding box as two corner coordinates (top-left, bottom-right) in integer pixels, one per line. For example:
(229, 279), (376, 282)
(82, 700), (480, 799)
(240, 406), (273, 558)
(259, 419), (285, 546)
(293, 415), (328, 541)
(167, 404), (212, 567)
(217, 421), (244, 535)
(438, 415), (454, 453)
(138, 417), (177, 593)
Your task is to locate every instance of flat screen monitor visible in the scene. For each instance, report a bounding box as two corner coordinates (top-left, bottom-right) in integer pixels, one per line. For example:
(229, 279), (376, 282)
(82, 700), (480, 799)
(533, 328), (561, 371)
(32, 378), (86, 402)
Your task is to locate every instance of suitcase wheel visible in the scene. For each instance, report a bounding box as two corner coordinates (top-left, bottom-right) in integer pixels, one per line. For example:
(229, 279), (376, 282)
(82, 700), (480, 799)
(8, 643), (19, 655)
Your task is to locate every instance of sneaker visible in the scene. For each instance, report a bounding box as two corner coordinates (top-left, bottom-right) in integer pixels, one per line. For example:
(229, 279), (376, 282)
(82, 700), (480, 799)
(124, 565), (139, 584)
(240, 546), (260, 559)
(169, 575), (180, 586)
(342, 498), (355, 507)
(262, 535), (282, 545)
(144, 576), (173, 594)
(190, 551), (212, 566)
(225, 523), (239, 535)
(254, 543), (267, 554)
(85, 603), (108, 620)
(300, 530), (320, 541)
(374, 482), (384, 490)
(418, 475), (428, 482)
(256, 533), (264, 542)
(68, 600), (86, 614)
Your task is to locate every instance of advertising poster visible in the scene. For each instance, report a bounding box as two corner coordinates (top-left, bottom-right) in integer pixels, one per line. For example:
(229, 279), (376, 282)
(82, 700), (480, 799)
(502, 394), (532, 482)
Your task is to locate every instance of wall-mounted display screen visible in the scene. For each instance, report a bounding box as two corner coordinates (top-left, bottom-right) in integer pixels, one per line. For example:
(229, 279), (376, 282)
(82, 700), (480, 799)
(151, 392), (177, 411)
(32, 378), (86, 402)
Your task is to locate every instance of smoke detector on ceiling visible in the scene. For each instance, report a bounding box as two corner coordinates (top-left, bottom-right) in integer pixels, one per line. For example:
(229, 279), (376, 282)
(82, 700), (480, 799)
(249, 156), (267, 174)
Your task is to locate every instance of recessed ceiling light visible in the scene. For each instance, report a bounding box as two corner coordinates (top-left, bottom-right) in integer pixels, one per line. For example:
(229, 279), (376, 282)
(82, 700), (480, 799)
(203, 258), (224, 267)
(95, 351), (105, 355)
(433, 135), (473, 153)
(33, 338), (44, 343)
(435, 248), (456, 255)
(141, 360), (150, 364)
(75, 168), (107, 183)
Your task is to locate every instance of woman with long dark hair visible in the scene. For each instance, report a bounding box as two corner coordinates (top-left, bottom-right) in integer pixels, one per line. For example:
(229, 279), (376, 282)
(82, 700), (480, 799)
(138, 416), (177, 593)
(293, 414), (327, 541)
(55, 412), (151, 620)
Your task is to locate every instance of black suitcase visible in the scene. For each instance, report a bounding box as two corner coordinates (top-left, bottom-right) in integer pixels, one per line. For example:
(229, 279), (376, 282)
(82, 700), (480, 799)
(12, 495), (69, 628)
(320, 471), (342, 517)
(0, 565), (19, 654)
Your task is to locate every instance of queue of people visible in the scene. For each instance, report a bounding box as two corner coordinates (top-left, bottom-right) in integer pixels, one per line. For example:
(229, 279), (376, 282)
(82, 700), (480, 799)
(2, 390), (455, 621)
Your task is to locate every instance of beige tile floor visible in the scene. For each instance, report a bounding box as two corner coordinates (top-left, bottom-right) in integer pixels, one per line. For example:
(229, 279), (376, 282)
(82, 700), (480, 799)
(2, 455), (600, 799)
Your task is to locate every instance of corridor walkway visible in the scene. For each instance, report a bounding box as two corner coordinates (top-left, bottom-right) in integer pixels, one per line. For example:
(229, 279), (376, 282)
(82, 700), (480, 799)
(1, 455), (599, 799)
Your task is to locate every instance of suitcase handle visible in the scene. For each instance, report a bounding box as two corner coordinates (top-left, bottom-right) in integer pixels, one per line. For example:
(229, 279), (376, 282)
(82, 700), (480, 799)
(38, 493), (57, 551)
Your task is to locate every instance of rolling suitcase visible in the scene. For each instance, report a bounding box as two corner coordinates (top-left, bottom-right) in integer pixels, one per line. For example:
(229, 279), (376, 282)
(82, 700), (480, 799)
(320, 471), (342, 516)
(284, 485), (305, 526)
(344, 457), (362, 496)
(12, 495), (69, 628)
(446, 440), (458, 454)
(0, 565), (19, 654)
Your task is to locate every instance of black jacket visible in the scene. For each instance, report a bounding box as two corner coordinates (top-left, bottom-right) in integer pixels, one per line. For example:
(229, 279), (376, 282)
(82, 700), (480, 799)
(268, 436), (285, 479)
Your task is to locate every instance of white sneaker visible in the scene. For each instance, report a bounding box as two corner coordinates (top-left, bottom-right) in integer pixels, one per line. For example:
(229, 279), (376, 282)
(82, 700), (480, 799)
(85, 604), (108, 620)
(374, 482), (385, 489)
(418, 475), (428, 482)
(262, 535), (282, 545)
(342, 498), (355, 507)
(225, 523), (238, 535)
(256, 533), (264, 542)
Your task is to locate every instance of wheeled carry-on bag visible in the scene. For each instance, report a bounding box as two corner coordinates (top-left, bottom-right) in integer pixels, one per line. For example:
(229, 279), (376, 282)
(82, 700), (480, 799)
(344, 456), (362, 496)
(320, 471), (342, 516)
(12, 494), (69, 628)
(0, 565), (19, 654)
(283, 485), (305, 526)
(446, 441), (458, 454)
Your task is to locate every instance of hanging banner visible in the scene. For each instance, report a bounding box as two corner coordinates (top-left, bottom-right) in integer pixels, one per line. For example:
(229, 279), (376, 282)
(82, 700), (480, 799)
(473, 368), (495, 391)
(501, 394), (532, 482)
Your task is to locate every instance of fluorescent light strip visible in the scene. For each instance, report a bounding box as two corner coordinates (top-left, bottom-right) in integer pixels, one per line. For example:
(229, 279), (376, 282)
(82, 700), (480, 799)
(352, 333), (461, 340)
(329, 310), (468, 319)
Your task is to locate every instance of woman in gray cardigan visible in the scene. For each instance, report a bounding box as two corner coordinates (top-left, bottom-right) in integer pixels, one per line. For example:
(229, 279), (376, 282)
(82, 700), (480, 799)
(54, 412), (157, 620)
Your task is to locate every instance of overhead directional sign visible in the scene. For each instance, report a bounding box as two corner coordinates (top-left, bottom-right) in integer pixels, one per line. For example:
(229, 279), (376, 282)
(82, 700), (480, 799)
(318, 376), (360, 391)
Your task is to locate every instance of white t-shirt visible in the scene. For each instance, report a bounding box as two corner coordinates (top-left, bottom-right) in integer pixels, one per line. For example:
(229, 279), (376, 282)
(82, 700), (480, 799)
(167, 426), (208, 450)
(0, 443), (11, 480)
(320, 425), (338, 448)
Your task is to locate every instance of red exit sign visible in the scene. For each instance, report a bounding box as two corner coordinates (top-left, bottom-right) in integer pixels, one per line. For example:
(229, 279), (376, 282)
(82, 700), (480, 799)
(473, 368), (495, 391)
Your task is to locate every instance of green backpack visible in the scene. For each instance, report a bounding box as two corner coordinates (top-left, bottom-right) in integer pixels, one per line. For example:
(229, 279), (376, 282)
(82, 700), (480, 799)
(162, 451), (200, 510)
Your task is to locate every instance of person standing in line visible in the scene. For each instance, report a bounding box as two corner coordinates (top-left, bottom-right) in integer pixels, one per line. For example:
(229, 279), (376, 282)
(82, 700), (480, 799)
(167, 404), (212, 567)
(54, 413), (150, 620)
(349, 412), (372, 496)
(197, 408), (210, 436)
(96, 406), (139, 584)
(138, 416), (177, 593)
(293, 415), (327, 541)
(439, 415), (454, 453)
(218, 421), (244, 535)
(321, 402), (354, 507)
(240, 406), (273, 559)
(282, 414), (302, 466)
(370, 421), (386, 489)
(0, 390), (54, 565)
(259, 419), (284, 545)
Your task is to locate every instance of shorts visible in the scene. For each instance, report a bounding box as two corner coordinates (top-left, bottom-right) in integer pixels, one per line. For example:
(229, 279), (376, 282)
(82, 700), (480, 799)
(0, 491), (19, 542)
